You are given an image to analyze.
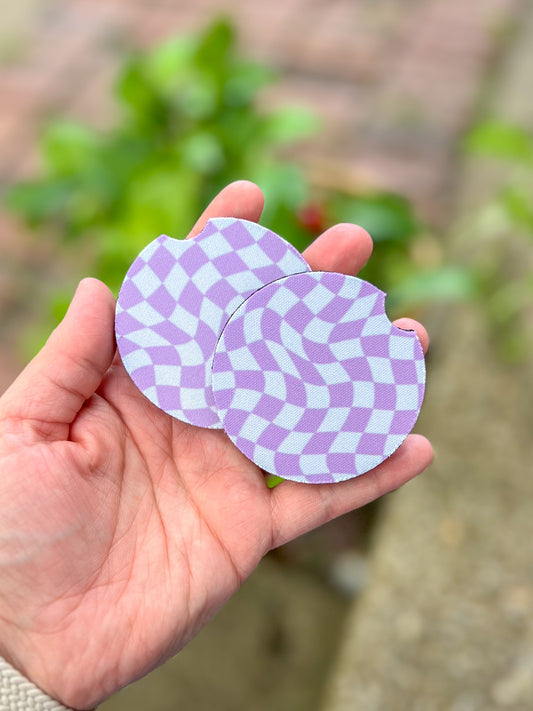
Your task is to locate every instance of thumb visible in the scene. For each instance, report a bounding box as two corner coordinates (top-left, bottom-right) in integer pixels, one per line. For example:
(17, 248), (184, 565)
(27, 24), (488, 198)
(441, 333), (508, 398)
(0, 278), (116, 436)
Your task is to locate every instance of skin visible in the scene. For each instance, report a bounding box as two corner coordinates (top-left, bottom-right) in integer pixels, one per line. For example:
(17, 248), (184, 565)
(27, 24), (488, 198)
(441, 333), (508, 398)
(0, 182), (433, 709)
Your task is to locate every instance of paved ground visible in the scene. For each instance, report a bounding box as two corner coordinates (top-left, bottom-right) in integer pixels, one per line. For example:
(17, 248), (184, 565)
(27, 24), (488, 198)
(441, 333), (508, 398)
(325, 3), (533, 709)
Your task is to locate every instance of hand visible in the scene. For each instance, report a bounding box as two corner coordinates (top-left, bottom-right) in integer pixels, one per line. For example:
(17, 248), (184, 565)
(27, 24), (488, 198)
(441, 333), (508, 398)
(0, 182), (432, 709)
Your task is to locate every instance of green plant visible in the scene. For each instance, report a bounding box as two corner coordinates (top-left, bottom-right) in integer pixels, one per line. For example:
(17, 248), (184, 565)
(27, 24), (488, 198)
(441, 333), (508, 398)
(5, 17), (467, 348)
(325, 192), (475, 314)
(6, 20), (316, 289)
(465, 120), (533, 362)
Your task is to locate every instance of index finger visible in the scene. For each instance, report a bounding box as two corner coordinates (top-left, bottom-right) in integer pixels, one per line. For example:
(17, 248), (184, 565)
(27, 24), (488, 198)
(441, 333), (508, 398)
(188, 181), (265, 238)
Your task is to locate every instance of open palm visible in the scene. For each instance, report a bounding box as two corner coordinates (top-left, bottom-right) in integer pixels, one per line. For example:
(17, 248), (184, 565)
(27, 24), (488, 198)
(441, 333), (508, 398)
(0, 182), (432, 710)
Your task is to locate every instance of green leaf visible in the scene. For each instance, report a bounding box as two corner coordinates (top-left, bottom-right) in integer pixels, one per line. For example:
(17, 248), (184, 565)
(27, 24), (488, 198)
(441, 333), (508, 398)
(223, 62), (276, 106)
(328, 193), (419, 243)
(115, 57), (152, 111)
(42, 121), (99, 176)
(265, 474), (284, 489)
(176, 77), (219, 120)
(262, 107), (321, 145)
(193, 18), (235, 72)
(180, 132), (225, 174)
(4, 180), (71, 224)
(51, 290), (73, 324)
(252, 161), (308, 217)
(389, 266), (478, 306)
(466, 121), (533, 164)
(144, 36), (195, 92)
(121, 165), (202, 241)
(501, 186), (533, 232)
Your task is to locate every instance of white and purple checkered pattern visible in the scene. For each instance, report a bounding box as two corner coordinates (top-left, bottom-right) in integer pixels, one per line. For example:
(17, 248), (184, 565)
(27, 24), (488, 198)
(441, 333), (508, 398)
(212, 271), (425, 483)
(115, 218), (310, 428)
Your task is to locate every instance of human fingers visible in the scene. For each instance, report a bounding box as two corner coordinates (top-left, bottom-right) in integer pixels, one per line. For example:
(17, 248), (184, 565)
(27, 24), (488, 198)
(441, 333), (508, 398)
(394, 318), (429, 354)
(303, 224), (429, 354)
(0, 278), (116, 440)
(303, 224), (428, 351)
(268, 433), (433, 549)
(188, 180), (265, 238)
(302, 223), (373, 275)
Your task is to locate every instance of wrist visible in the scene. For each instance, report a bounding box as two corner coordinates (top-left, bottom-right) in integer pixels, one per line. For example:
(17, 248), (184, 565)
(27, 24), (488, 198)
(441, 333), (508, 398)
(0, 635), (88, 710)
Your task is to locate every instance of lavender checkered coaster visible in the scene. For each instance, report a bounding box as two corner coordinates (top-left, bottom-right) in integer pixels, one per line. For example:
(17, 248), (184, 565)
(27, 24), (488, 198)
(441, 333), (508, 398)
(115, 217), (310, 428)
(212, 271), (425, 484)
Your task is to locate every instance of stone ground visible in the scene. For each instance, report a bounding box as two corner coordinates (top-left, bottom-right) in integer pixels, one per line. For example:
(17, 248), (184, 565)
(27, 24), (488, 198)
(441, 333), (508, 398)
(325, 3), (533, 710)
(0, 0), (531, 709)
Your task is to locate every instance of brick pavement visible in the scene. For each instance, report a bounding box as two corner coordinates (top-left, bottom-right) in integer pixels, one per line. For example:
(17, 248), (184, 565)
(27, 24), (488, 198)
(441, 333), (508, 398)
(0, 0), (525, 389)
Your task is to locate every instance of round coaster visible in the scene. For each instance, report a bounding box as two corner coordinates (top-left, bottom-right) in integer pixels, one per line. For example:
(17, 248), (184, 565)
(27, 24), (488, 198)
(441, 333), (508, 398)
(115, 218), (310, 428)
(212, 271), (425, 483)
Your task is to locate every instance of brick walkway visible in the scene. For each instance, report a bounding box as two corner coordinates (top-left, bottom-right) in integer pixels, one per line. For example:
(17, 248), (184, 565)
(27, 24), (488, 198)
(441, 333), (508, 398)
(0, 0), (524, 390)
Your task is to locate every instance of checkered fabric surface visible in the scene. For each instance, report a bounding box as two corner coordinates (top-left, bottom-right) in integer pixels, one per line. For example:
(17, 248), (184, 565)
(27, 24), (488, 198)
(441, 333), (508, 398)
(115, 218), (310, 428)
(212, 272), (425, 483)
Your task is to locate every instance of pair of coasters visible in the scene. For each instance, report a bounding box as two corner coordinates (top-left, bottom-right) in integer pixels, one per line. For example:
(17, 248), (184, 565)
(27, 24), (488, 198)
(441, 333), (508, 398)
(115, 218), (425, 484)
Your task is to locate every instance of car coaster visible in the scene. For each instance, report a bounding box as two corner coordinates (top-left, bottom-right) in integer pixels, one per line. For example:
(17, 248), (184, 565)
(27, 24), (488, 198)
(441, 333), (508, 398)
(116, 218), (425, 483)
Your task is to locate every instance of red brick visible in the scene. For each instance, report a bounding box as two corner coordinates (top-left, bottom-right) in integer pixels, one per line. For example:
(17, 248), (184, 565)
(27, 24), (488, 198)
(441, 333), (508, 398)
(260, 76), (367, 151)
(0, 68), (55, 118)
(0, 114), (20, 148)
(351, 148), (450, 224)
(64, 57), (119, 127)
(303, 33), (384, 82)
(0, 122), (39, 183)
(0, 214), (33, 258)
(125, 5), (204, 48)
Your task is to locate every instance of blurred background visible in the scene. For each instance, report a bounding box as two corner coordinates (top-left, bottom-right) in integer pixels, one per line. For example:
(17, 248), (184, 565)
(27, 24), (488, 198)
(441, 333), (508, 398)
(1, 0), (533, 709)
